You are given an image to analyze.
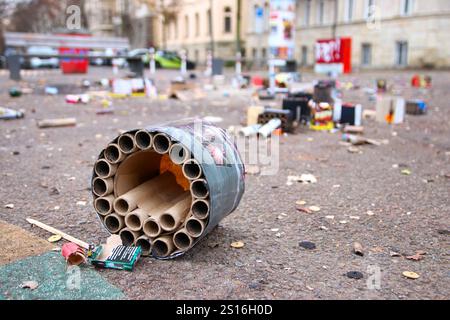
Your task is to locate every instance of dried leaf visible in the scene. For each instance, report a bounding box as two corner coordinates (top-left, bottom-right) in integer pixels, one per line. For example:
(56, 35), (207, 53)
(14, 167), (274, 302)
(402, 271), (420, 279)
(48, 234), (62, 243)
(406, 251), (426, 261)
(21, 281), (39, 290)
(308, 206), (321, 212)
(231, 241), (245, 249)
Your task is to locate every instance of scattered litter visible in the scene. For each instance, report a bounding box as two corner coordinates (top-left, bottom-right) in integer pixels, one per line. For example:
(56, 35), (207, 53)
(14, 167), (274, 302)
(76, 200), (87, 206)
(90, 235), (141, 271)
(44, 86), (58, 95)
(319, 226), (329, 231)
(437, 229), (450, 236)
(4, 204), (14, 209)
(21, 281), (39, 290)
(349, 215), (360, 220)
(296, 200), (307, 205)
(346, 271), (363, 279)
(347, 146), (360, 154)
(9, 87), (22, 97)
(37, 118), (77, 129)
(339, 220), (348, 224)
(0, 107), (25, 120)
(231, 241), (245, 249)
(401, 169), (412, 176)
(325, 215), (335, 220)
(308, 206), (321, 212)
(366, 210), (375, 216)
(286, 174), (317, 185)
(62, 242), (87, 266)
(48, 234), (62, 243)
(406, 251), (426, 261)
(353, 242), (364, 256)
(390, 251), (402, 257)
(402, 271), (420, 279)
(297, 207), (312, 214)
(299, 241), (316, 250)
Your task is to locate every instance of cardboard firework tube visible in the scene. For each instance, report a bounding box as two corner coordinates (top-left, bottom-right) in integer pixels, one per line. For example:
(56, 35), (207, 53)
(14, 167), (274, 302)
(159, 193), (191, 232)
(153, 133), (172, 154)
(169, 143), (190, 165)
(182, 159), (202, 180)
(135, 235), (152, 256)
(190, 179), (209, 199)
(173, 228), (193, 250)
(118, 133), (138, 154)
(152, 235), (175, 257)
(93, 121), (246, 259)
(37, 117), (76, 128)
(113, 172), (175, 216)
(104, 214), (124, 234)
(125, 208), (148, 232)
(94, 159), (117, 178)
(191, 199), (210, 219)
(134, 130), (153, 150)
(185, 217), (206, 238)
(94, 195), (115, 216)
(93, 177), (114, 197)
(104, 143), (126, 164)
(143, 216), (162, 238)
(119, 228), (141, 246)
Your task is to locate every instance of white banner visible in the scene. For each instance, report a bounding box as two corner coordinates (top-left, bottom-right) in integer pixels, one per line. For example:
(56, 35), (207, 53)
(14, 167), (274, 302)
(268, 0), (296, 59)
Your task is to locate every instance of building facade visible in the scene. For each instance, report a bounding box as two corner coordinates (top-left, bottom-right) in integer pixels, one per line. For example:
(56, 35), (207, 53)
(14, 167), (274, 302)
(246, 0), (450, 69)
(85, 0), (158, 48)
(156, 0), (248, 64)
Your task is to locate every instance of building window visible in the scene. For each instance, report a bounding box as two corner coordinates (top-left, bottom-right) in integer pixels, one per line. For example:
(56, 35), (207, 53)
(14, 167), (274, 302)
(252, 48), (257, 59)
(195, 49), (199, 63)
(317, 0), (325, 25)
(264, 2), (269, 31)
(401, 0), (414, 16)
(345, 0), (354, 22)
(396, 41), (408, 66)
(184, 15), (189, 38)
(195, 13), (200, 37)
(301, 46), (308, 66)
(224, 7), (232, 33)
(174, 18), (178, 39)
(304, 0), (311, 26)
(364, 0), (376, 19)
(262, 48), (267, 59)
(361, 43), (372, 66)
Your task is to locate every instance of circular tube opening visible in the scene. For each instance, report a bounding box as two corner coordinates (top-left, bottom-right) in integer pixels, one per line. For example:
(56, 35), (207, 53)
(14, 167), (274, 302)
(93, 178), (107, 196)
(95, 159), (111, 178)
(152, 239), (169, 257)
(191, 200), (209, 219)
(104, 144), (121, 163)
(105, 215), (121, 233)
(136, 238), (151, 255)
(186, 219), (204, 238)
(183, 160), (201, 180)
(119, 229), (135, 246)
(114, 198), (129, 215)
(160, 214), (176, 231)
(95, 198), (111, 215)
(191, 180), (208, 198)
(153, 133), (171, 154)
(169, 144), (188, 164)
(174, 232), (192, 250)
(126, 213), (142, 230)
(118, 134), (135, 153)
(143, 219), (161, 237)
(135, 130), (152, 150)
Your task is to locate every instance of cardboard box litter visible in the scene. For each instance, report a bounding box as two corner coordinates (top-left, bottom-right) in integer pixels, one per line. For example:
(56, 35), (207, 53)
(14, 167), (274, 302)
(89, 235), (141, 271)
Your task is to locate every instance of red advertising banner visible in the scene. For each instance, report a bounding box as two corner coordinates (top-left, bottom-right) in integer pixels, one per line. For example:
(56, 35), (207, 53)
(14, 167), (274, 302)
(315, 37), (352, 74)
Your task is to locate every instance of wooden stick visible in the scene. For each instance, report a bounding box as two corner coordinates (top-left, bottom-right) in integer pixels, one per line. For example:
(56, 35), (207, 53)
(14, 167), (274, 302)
(37, 118), (77, 128)
(26, 218), (90, 249)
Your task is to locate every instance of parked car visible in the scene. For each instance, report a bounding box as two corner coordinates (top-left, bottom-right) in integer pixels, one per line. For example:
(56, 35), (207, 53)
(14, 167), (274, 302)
(128, 49), (196, 70)
(24, 46), (59, 69)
